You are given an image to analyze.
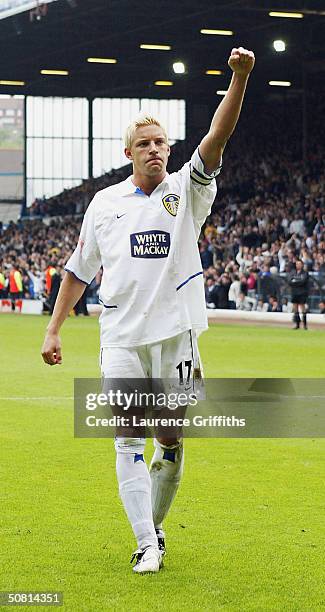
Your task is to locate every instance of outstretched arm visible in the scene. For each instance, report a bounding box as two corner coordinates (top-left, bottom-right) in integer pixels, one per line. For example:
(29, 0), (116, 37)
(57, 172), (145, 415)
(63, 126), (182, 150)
(199, 46), (255, 174)
(41, 271), (86, 365)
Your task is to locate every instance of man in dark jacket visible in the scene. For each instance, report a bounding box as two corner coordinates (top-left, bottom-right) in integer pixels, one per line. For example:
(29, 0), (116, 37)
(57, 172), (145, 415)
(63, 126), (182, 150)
(49, 266), (61, 315)
(205, 277), (218, 308)
(218, 273), (231, 309)
(288, 259), (309, 329)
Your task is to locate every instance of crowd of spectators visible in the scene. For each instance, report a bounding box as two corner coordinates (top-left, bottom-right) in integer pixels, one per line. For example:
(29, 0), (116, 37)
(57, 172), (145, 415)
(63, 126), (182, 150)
(1, 95), (324, 313)
(198, 94), (325, 312)
(0, 217), (101, 308)
(27, 168), (128, 218)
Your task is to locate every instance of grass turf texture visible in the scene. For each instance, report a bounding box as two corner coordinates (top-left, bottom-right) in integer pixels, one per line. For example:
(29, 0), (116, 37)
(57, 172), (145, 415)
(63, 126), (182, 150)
(0, 314), (324, 611)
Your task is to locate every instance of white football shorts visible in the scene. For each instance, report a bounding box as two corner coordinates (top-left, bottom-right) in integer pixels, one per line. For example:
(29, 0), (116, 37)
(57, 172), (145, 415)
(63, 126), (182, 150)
(100, 329), (203, 390)
(100, 331), (204, 443)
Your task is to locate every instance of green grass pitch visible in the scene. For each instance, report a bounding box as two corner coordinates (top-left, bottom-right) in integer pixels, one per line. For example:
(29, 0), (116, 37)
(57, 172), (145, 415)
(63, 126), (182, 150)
(1, 314), (324, 611)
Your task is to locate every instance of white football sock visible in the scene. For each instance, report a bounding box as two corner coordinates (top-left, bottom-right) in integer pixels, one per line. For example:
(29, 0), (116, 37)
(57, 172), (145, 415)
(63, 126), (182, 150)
(150, 439), (184, 532)
(115, 439), (158, 551)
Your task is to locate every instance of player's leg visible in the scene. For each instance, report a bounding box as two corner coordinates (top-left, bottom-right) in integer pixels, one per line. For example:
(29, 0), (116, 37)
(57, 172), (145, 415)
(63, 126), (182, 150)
(292, 302), (300, 329)
(101, 347), (160, 570)
(301, 302), (307, 329)
(150, 436), (184, 552)
(149, 331), (196, 544)
(115, 435), (162, 572)
(115, 436), (158, 552)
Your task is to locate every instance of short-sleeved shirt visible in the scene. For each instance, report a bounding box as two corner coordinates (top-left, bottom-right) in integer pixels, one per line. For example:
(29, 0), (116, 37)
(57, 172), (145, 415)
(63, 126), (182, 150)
(65, 148), (221, 347)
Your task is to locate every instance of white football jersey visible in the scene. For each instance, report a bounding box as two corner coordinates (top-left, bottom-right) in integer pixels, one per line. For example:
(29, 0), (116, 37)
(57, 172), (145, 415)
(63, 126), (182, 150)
(65, 148), (221, 347)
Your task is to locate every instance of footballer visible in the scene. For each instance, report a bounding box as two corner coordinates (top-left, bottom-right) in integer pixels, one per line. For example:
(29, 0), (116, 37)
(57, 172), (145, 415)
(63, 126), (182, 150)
(42, 47), (255, 574)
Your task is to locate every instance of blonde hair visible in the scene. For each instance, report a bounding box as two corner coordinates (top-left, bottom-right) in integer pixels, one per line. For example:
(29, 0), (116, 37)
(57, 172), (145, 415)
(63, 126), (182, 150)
(124, 113), (168, 149)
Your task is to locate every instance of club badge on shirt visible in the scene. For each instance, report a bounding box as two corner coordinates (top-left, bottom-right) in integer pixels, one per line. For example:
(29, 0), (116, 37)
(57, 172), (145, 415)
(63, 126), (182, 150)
(162, 194), (180, 217)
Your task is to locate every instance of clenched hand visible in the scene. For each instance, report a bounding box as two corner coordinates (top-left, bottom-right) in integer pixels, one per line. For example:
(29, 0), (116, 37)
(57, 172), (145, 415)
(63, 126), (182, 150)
(41, 332), (62, 365)
(228, 47), (255, 75)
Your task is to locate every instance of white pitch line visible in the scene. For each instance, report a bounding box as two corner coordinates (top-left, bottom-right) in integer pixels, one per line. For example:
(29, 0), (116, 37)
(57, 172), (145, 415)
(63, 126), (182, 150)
(0, 396), (74, 401)
(295, 395), (325, 399)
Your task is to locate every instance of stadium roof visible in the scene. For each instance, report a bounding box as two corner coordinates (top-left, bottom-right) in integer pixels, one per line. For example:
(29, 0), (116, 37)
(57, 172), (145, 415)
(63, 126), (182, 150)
(0, 0), (324, 100)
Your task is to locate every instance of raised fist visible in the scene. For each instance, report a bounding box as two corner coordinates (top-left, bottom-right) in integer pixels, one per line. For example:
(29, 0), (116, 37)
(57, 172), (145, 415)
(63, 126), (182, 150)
(228, 47), (255, 75)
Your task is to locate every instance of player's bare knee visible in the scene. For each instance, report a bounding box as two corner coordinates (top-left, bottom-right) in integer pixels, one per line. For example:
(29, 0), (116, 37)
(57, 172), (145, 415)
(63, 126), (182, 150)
(115, 437), (145, 456)
(156, 437), (181, 447)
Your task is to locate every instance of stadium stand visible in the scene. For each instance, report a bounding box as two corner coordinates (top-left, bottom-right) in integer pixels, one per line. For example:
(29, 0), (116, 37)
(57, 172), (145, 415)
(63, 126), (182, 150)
(1, 97), (324, 313)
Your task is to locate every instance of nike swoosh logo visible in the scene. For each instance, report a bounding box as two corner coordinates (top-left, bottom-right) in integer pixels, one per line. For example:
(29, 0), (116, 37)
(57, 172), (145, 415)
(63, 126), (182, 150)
(117, 213), (127, 219)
